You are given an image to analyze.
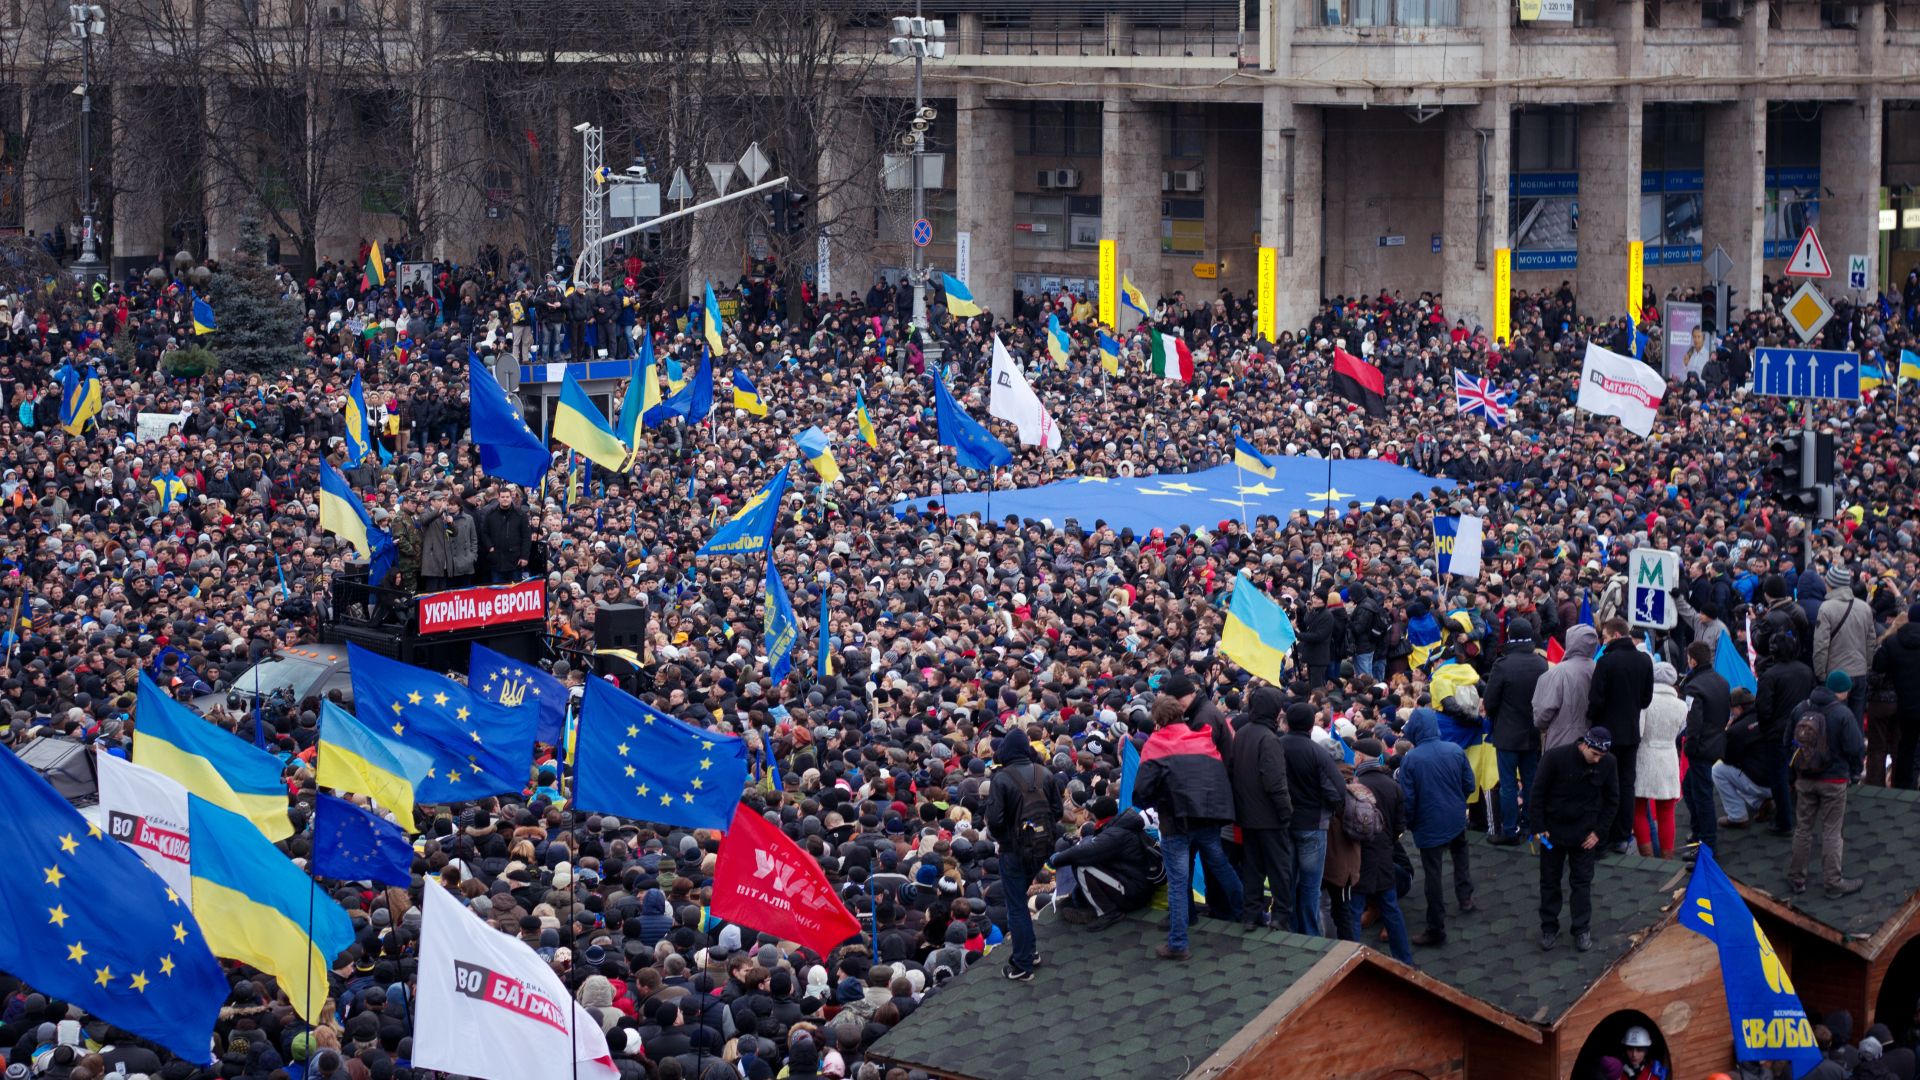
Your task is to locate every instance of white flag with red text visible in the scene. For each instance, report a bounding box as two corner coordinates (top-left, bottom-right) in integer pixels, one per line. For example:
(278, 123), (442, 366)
(414, 880), (617, 1080)
(94, 750), (193, 904)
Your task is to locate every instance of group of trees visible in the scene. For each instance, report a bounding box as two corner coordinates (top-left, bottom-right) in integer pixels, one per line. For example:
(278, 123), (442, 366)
(4, 0), (911, 286)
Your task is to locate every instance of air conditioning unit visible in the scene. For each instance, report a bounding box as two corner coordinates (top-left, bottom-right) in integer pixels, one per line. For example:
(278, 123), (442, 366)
(1036, 169), (1056, 189)
(1052, 168), (1082, 189)
(1170, 169), (1205, 193)
(1161, 171), (1176, 192)
(325, 3), (348, 22)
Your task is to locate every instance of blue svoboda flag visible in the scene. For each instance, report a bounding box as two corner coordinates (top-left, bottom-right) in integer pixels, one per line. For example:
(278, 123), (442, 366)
(1678, 846), (1822, 1078)
(697, 464), (790, 557)
(763, 558), (798, 686)
(571, 677), (749, 831)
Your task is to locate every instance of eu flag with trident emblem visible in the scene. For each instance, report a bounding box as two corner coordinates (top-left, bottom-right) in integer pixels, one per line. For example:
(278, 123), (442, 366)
(346, 643), (538, 804)
(470, 643), (567, 748)
(1678, 846), (1822, 1078)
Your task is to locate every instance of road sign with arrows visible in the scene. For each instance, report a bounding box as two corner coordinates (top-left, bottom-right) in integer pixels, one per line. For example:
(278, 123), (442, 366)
(1751, 347), (1859, 401)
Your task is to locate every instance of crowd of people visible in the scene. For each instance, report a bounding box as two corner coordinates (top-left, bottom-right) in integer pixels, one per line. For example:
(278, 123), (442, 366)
(1, 234), (1918, 1080)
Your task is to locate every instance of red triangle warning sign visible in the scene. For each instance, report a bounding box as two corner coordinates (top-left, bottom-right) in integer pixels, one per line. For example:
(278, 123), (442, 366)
(1784, 226), (1831, 278)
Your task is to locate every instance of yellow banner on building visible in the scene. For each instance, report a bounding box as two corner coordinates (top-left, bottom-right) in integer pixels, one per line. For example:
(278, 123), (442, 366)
(1493, 248), (1512, 345)
(1627, 240), (1644, 329)
(1256, 246), (1278, 343)
(1098, 239), (1117, 327)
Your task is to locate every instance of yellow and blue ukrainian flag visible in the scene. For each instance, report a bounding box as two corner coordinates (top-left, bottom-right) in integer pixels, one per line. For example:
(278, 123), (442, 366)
(345, 373), (373, 467)
(1233, 435), (1276, 479)
(1046, 313), (1071, 365)
(59, 364), (103, 435)
(191, 292), (216, 335)
(1861, 363), (1888, 392)
(317, 457), (372, 558)
(795, 426), (842, 484)
(1406, 609), (1444, 668)
(0, 743), (228, 1061)
(621, 330), (665, 442)
(151, 470), (189, 513)
(697, 465), (791, 557)
(132, 672), (292, 842)
(1097, 330), (1122, 375)
(732, 369), (767, 417)
(940, 272), (982, 317)
(1902, 349), (1920, 382)
(702, 281), (727, 355)
(188, 793), (354, 1024)
(552, 368), (630, 470)
(854, 388), (878, 449)
(1220, 573), (1295, 684)
(316, 700), (431, 829)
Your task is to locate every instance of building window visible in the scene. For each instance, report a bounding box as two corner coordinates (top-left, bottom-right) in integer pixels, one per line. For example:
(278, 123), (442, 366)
(1067, 195), (1101, 249)
(1513, 107), (1578, 172)
(1322, 0), (1458, 26)
(1014, 192), (1067, 250)
(1167, 104), (1206, 159)
(1018, 101), (1101, 157)
(1640, 104), (1706, 265)
(1162, 197), (1205, 255)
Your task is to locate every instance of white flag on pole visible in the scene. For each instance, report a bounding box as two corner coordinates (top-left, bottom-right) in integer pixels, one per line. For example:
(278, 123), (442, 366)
(414, 881), (618, 1080)
(1577, 341), (1666, 439)
(94, 750), (193, 904)
(989, 335), (1063, 450)
(1436, 515), (1484, 578)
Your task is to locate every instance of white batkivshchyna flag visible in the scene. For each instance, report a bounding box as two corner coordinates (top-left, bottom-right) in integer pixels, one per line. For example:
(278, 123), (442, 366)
(989, 334), (1063, 450)
(414, 880), (618, 1080)
(1577, 341), (1667, 439)
(94, 750), (194, 904)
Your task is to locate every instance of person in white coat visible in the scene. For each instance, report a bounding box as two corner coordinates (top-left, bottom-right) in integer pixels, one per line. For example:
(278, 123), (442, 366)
(1634, 661), (1689, 858)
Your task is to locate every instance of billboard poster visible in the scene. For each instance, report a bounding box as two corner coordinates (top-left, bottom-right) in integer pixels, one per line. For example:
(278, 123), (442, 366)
(1510, 173), (1579, 271)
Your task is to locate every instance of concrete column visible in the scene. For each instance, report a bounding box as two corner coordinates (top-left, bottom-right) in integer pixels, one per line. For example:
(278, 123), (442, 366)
(954, 83), (1013, 317)
(1575, 94), (1643, 316)
(816, 117), (876, 300)
(1704, 97), (1766, 313)
(1259, 88), (1322, 332)
(1441, 99), (1510, 331)
(1100, 88), (1162, 309)
(1820, 95), (1882, 298)
(423, 76), (484, 264)
(23, 87), (70, 242)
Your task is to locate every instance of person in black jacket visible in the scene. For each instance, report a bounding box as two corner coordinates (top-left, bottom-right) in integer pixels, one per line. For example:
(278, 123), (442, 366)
(1680, 639), (1731, 854)
(1484, 617), (1548, 844)
(1050, 802), (1162, 928)
(478, 486), (532, 584)
(1588, 618), (1654, 851)
(1531, 727), (1619, 952)
(984, 729), (1062, 980)
(1280, 702), (1347, 936)
(1869, 602), (1920, 790)
(1714, 687), (1772, 826)
(1228, 686), (1294, 930)
(1348, 739), (1414, 965)
(1295, 590), (1339, 685)
(1756, 624), (1815, 834)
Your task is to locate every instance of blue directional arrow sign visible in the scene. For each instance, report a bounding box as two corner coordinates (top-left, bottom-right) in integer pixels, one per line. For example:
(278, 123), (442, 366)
(1751, 347), (1859, 401)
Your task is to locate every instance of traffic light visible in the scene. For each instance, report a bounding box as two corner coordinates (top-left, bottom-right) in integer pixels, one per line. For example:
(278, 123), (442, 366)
(764, 191), (789, 232)
(784, 190), (809, 235)
(1766, 432), (1836, 518)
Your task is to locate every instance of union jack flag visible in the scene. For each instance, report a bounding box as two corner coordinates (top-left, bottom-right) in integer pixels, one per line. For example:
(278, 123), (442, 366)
(1453, 369), (1512, 428)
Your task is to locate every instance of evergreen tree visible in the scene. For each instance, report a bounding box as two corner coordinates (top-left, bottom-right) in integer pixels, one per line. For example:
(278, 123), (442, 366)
(202, 206), (304, 373)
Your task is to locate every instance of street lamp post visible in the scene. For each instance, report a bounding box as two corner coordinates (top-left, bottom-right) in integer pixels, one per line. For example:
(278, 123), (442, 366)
(69, 3), (106, 282)
(888, 12), (945, 335)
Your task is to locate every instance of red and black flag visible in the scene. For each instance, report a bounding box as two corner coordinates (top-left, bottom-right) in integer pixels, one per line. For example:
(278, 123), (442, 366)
(1331, 348), (1387, 417)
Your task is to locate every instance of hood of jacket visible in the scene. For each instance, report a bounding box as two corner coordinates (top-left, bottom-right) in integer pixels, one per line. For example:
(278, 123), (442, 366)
(1404, 708), (1441, 746)
(995, 729), (1035, 765)
(1808, 687), (1838, 710)
(641, 889), (666, 916)
(1108, 807), (1146, 833)
(1897, 621), (1920, 650)
(1563, 624), (1600, 660)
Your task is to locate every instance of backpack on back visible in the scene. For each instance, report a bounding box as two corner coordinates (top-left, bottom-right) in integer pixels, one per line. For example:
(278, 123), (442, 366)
(1341, 780), (1385, 841)
(1010, 764), (1057, 864)
(1790, 706), (1831, 775)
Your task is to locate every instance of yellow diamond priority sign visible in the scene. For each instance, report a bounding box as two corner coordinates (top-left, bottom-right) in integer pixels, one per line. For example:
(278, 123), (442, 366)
(1784, 281), (1833, 343)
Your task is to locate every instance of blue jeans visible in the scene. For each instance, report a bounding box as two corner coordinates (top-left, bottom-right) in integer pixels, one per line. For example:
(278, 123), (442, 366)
(1349, 889), (1414, 965)
(999, 851), (1037, 971)
(1496, 748), (1540, 838)
(1163, 829), (1243, 952)
(1352, 651), (1383, 681)
(1288, 828), (1329, 935)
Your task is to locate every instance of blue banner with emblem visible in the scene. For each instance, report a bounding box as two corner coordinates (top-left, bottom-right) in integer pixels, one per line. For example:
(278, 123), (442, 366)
(1677, 846), (1822, 1078)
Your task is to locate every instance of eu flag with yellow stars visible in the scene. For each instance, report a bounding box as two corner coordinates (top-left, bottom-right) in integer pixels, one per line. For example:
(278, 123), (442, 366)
(471, 642), (567, 748)
(345, 643), (538, 804)
(0, 744), (227, 1062)
(572, 677), (748, 831)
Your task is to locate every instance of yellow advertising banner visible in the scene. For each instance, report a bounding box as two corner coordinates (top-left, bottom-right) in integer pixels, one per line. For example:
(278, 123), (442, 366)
(1098, 240), (1117, 328)
(1627, 240), (1644, 330)
(1493, 248), (1512, 345)
(1256, 246), (1278, 343)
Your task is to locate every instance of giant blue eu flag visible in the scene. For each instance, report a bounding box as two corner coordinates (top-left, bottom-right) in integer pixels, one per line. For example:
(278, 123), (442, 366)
(346, 643), (537, 803)
(1678, 845), (1822, 1078)
(0, 744), (228, 1062)
(471, 642), (568, 748)
(572, 677), (748, 831)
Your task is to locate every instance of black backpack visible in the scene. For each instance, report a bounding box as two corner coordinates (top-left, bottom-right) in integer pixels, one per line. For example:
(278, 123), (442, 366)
(1009, 764), (1057, 864)
(1790, 705), (1831, 775)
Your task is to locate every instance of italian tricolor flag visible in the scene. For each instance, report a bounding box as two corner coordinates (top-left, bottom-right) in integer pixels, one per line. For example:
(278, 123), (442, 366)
(1150, 330), (1193, 382)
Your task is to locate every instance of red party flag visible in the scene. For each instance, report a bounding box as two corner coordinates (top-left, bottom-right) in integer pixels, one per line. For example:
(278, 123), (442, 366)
(711, 803), (863, 958)
(1546, 636), (1565, 664)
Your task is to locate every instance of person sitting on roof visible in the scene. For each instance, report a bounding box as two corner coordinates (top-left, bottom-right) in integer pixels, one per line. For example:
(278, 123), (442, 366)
(1048, 797), (1163, 930)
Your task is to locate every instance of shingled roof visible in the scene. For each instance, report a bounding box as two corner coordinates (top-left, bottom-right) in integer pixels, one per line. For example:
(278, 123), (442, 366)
(1400, 831), (1686, 1026)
